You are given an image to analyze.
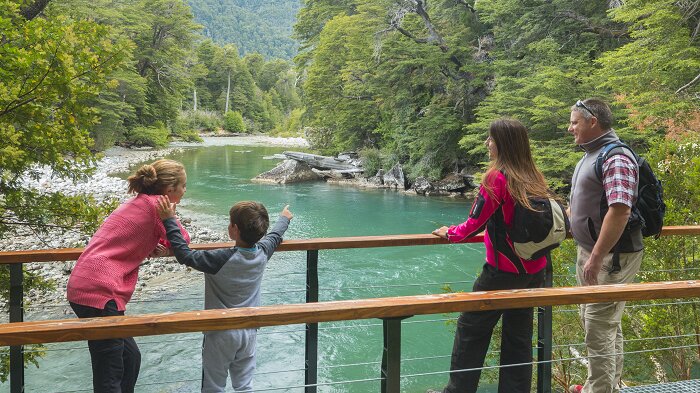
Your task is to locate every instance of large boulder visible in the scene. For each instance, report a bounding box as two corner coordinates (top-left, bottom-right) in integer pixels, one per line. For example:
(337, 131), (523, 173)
(252, 159), (323, 184)
(382, 163), (407, 189)
(433, 173), (472, 194)
(412, 176), (433, 195)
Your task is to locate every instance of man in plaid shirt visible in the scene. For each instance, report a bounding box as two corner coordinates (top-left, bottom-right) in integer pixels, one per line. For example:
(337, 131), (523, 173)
(567, 98), (643, 393)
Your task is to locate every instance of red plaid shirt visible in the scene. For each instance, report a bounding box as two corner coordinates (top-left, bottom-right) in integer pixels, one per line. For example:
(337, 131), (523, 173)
(602, 154), (638, 207)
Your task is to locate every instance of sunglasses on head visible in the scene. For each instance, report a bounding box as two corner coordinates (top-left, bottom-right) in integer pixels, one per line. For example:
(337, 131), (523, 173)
(575, 100), (595, 117)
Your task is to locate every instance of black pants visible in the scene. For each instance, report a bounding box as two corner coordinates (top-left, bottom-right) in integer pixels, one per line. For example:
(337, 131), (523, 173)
(70, 300), (141, 393)
(444, 264), (544, 393)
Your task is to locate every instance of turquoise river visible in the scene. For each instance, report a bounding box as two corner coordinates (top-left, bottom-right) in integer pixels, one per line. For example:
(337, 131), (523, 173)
(12, 144), (508, 393)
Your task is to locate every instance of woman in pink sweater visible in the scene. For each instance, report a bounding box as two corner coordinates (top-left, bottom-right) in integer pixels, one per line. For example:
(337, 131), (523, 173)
(431, 119), (555, 393)
(67, 159), (189, 393)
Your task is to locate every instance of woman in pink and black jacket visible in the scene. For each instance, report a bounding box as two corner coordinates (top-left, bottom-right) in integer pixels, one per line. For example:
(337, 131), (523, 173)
(431, 119), (555, 393)
(67, 159), (189, 393)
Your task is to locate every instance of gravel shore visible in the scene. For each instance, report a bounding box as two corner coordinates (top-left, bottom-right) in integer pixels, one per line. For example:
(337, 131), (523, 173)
(1, 135), (308, 319)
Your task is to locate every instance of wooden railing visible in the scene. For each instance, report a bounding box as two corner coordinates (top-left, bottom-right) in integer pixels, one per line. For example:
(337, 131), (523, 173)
(1, 225), (699, 393)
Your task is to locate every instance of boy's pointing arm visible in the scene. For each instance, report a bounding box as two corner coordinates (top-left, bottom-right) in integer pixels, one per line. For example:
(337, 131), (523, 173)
(157, 195), (231, 274)
(163, 218), (233, 274)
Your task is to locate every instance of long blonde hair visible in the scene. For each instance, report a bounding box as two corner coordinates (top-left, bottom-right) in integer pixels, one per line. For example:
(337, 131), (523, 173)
(482, 119), (552, 209)
(127, 159), (185, 195)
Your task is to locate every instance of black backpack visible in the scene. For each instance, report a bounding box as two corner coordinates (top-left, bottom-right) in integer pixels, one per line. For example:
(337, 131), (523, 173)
(507, 197), (570, 260)
(594, 142), (666, 238)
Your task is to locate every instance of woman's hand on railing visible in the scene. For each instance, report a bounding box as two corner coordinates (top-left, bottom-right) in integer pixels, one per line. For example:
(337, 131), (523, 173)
(432, 226), (449, 239)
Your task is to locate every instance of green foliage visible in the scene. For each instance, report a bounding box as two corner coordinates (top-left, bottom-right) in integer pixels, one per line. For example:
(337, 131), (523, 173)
(274, 107), (305, 136)
(0, 264), (55, 382)
(621, 134), (700, 382)
(173, 128), (203, 143)
(187, 0), (302, 59)
(0, 3), (125, 376)
(49, 0), (201, 147)
(0, 0), (126, 234)
(359, 148), (385, 177)
(549, 240), (587, 390)
(176, 110), (223, 133)
(595, 0), (700, 130)
(224, 111), (246, 133)
(125, 123), (170, 148)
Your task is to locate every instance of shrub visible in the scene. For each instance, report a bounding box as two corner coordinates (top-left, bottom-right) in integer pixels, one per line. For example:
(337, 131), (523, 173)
(359, 148), (384, 177)
(223, 111), (246, 133)
(272, 108), (304, 137)
(126, 123), (169, 148)
(304, 126), (335, 154)
(175, 110), (223, 133)
(174, 128), (203, 143)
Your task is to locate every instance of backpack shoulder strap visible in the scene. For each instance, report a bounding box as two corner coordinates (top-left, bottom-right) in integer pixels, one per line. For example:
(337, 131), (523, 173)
(594, 142), (638, 180)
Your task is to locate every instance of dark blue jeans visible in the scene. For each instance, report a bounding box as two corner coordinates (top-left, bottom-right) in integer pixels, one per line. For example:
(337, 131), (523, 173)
(70, 300), (141, 393)
(444, 263), (544, 393)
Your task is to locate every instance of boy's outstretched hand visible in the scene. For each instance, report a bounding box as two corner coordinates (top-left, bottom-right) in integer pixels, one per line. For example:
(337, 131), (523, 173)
(157, 195), (176, 220)
(281, 204), (293, 220)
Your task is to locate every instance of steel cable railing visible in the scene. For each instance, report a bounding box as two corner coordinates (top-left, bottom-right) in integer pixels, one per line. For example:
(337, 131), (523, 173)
(41, 342), (700, 393)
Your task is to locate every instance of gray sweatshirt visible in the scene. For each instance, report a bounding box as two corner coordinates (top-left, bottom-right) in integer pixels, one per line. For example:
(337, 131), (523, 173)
(163, 216), (290, 309)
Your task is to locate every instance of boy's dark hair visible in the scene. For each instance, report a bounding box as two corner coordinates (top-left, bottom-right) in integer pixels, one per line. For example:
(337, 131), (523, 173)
(230, 201), (269, 245)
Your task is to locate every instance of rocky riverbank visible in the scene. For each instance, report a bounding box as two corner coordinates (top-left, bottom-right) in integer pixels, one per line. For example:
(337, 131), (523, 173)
(254, 152), (477, 198)
(1, 135), (308, 319)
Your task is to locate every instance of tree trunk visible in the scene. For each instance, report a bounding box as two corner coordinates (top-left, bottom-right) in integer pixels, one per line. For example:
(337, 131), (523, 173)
(225, 70), (231, 113)
(193, 88), (197, 111)
(21, 0), (51, 20)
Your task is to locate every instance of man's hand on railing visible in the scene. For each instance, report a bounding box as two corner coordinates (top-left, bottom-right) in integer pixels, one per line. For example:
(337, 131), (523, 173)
(157, 195), (176, 220)
(432, 226), (449, 239)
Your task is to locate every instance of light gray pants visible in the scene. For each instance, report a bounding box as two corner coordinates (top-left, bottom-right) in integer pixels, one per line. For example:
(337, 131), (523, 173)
(202, 328), (257, 392)
(576, 246), (643, 393)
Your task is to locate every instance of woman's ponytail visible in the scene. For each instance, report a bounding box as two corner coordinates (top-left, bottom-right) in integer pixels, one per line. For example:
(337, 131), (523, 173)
(127, 159), (185, 195)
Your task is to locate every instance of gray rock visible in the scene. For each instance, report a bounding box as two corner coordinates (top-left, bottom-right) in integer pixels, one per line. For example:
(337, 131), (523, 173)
(366, 175), (383, 186)
(251, 159), (323, 184)
(434, 173), (473, 193)
(412, 177), (433, 195)
(383, 163), (407, 190)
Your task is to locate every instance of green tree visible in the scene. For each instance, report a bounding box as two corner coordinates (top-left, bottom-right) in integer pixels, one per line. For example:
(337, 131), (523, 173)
(133, 0), (200, 128)
(224, 111), (246, 133)
(595, 0), (700, 131)
(0, 0), (125, 379)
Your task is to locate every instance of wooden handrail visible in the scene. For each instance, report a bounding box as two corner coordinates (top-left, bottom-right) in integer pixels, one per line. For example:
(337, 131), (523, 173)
(1, 225), (699, 264)
(0, 280), (699, 346)
(0, 233), (464, 263)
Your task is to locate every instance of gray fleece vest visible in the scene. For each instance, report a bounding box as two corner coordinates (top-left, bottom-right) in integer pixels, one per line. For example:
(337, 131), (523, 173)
(570, 130), (643, 253)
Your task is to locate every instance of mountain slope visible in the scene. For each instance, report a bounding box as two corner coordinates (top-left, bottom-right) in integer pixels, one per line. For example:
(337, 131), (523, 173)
(188, 0), (301, 59)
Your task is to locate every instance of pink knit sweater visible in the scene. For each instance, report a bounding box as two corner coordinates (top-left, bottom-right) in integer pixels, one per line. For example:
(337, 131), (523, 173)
(67, 194), (190, 311)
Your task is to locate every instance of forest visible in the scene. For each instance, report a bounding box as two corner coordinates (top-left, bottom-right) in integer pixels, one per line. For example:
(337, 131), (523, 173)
(187, 0), (302, 59)
(295, 0), (700, 191)
(2, 0), (700, 389)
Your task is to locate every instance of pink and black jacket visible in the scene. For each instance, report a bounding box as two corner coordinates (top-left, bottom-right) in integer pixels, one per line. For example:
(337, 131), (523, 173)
(446, 171), (547, 275)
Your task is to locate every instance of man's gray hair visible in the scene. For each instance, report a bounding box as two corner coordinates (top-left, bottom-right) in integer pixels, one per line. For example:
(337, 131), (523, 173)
(571, 98), (613, 130)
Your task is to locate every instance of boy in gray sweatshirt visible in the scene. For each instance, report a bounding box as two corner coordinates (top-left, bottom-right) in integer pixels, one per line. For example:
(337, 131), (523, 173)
(157, 196), (293, 392)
